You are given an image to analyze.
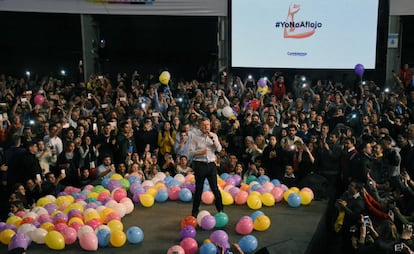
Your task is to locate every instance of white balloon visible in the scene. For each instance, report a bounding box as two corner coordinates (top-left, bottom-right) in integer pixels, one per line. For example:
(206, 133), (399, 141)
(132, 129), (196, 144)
(77, 225), (94, 239)
(222, 106), (233, 118)
(29, 228), (48, 244)
(18, 223), (36, 234)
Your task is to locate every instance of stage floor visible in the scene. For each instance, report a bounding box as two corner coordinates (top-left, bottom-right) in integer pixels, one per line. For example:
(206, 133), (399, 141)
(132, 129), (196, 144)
(1, 200), (329, 254)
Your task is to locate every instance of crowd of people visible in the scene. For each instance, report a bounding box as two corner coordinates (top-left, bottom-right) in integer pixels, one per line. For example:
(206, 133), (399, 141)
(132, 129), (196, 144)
(0, 65), (414, 253)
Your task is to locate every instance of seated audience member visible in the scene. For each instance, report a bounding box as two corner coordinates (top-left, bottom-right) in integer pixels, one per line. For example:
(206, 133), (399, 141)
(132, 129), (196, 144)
(42, 172), (66, 196)
(176, 155), (193, 175)
(79, 168), (95, 188)
(97, 155), (116, 180)
(281, 164), (298, 188)
(9, 200), (26, 216)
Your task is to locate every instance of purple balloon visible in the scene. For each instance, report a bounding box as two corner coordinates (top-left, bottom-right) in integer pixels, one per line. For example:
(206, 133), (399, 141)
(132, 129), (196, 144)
(107, 179), (122, 192)
(44, 203), (59, 215)
(232, 175), (242, 186)
(201, 215), (216, 230)
(0, 221), (6, 231)
(180, 225), (197, 239)
(209, 230), (228, 246)
(258, 78), (266, 88)
(8, 233), (31, 251)
(229, 187), (241, 198)
(354, 63), (365, 78)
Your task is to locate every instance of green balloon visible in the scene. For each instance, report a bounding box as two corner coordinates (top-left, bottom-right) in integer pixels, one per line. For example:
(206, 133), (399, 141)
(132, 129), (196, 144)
(214, 212), (229, 228)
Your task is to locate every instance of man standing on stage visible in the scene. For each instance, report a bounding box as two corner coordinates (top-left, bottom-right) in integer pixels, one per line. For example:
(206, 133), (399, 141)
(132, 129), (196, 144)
(191, 118), (223, 217)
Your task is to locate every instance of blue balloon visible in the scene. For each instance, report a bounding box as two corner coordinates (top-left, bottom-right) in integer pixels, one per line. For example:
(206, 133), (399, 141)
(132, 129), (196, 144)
(155, 189), (169, 203)
(250, 211), (265, 221)
(271, 179), (281, 186)
(128, 176), (141, 184)
(238, 235), (258, 253)
(220, 173), (230, 180)
(251, 183), (262, 191)
(287, 193), (302, 207)
(258, 175), (270, 184)
(164, 176), (174, 183)
(126, 226), (144, 244)
(96, 229), (111, 247)
(101, 177), (111, 188)
(179, 188), (193, 202)
(200, 242), (217, 254)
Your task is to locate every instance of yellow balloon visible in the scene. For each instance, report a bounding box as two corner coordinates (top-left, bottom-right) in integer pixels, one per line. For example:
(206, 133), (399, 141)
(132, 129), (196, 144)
(0, 229), (16, 245)
(140, 194), (155, 208)
(107, 219), (123, 232)
(249, 191), (261, 197)
(221, 191), (234, 206)
(45, 230), (65, 250)
(110, 173), (123, 180)
(289, 187), (300, 193)
(146, 188), (158, 198)
(261, 193), (275, 207)
(247, 194), (262, 210)
(37, 197), (52, 207)
(68, 217), (84, 226)
(100, 208), (115, 221)
(6, 215), (22, 226)
(110, 230), (126, 247)
(87, 192), (99, 199)
(159, 71), (171, 85)
(41, 222), (55, 232)
(85, 211), (100, 222)
(299, 191), (312, 205)
(283, 189), (294, 202)
(64, 203), (84, 214)
(253, 215), (271, 231)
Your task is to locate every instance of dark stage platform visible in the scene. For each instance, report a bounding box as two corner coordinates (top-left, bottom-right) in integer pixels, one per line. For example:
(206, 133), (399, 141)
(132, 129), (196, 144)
(0, 200), (329, 254)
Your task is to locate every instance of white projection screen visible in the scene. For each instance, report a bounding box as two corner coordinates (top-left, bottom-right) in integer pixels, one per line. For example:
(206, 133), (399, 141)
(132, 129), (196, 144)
(231, 0), (380, 69)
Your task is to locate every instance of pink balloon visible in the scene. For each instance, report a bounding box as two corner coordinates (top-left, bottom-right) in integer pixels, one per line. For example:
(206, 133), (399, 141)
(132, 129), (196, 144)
(201, 191), (214, 205)
(168, 186), (181, 201)
(235, 217), (253, 235)
(271, 186), (284, 203)
(167, 245), (185, 254)
(61, 227), (77, 245)
(234, 191), (248, 205)
(34, 94), (45, 105)
(79, 231), (98, 251)
(112, 188), (127, 202)
(54, 222), (68, 232)
(180, 237), (198, 254)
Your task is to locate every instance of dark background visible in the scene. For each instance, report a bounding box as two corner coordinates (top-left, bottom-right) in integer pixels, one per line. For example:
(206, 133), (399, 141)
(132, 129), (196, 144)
(0, 9), (413, 84)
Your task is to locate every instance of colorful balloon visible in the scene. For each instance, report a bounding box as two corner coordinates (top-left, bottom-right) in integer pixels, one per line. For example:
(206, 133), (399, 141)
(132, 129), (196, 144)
(238, 235), (258, 253)
(180, 237), (198, 254)
(45, 230), (65, 250)
(79, 231), (98, 251)
(354, 63), (365, 78)
(253, 215), (271, 231)
(159, 71), (171, 85)
(34, 94), (45, 105)
(110, 230), (126, 247)
(126, 226), (144, 244)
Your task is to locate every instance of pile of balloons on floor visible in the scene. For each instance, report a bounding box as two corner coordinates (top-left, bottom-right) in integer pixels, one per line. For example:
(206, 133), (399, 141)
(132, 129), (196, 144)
(168, 209), (273, 254)
(124, 172), (314, 209)
(0, 171), (314, 253)
(0, 181), (144, 253)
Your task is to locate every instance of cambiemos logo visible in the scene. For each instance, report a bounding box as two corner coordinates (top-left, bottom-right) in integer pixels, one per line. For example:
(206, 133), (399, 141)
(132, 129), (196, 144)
(275, 3), (322, 39)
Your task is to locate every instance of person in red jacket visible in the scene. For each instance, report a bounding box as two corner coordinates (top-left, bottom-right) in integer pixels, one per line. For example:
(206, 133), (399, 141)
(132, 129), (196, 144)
(399, 63), (413, 89)
(271, 75), (286, 101)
